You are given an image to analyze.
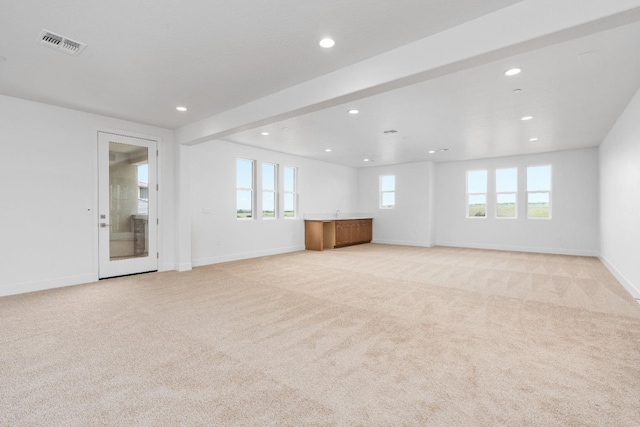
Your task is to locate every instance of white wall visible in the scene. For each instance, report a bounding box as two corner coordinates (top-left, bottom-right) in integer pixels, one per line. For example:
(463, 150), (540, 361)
(358, 162), (435, 247)
(0, 95), (176, 296)
(435, 148), (600, 256)
(2, 92), (634, 299)
(189, 139), (359, 266)
(599, 88), (640, 299)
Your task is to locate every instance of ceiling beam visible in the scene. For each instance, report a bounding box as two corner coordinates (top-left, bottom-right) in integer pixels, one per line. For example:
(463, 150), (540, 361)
(175, 0), (640, 146)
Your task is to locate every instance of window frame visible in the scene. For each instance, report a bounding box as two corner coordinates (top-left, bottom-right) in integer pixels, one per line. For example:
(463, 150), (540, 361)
(526, 164), (552, 220)
(379, 175), (396, 209)
(466, 169), (487, 218)
(261, 162), (278, 220)
(236, 158), (255, 220)
(283, 165), (297, 219)
(495, 167), (518, 219)
(138, 185), (149, 201)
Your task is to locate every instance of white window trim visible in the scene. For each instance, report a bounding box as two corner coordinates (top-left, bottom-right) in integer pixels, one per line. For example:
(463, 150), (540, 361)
(283, 165), (297, 219)
(526, 164), (552, 220)
(527, 191), (552, 219)
(496, 192), (517, 219)
(466, 170), (487, 218)
(379, 175), (396, 209)
(495, 168), (518, 219)
(236, 158), (255, 220)
(262, 162), (278, 220)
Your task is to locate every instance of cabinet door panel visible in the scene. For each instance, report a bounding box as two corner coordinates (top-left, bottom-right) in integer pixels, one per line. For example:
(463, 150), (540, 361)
(335, 222), (349, 246)
(334, 219), (372, 247)
(356, 221), (365, 242)
(361, 220), (372, 242)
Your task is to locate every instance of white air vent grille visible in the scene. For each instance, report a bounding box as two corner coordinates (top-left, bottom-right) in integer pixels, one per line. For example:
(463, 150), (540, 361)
(38, 29), (86, 56)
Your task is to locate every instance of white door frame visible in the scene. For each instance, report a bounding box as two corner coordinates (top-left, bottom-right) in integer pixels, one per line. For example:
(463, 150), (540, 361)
(98, 131), (158, 279)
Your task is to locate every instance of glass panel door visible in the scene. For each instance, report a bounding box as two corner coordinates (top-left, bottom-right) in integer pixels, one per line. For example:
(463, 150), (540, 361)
(98, 132), (157, 278)
(108, 142), (149, 260)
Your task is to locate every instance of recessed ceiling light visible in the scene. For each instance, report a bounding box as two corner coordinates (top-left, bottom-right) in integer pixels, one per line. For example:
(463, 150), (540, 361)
(428, 150), (436, 154)
(261, 132), (269, 136)
(176, 106), (187, 112)
(348, 109), (359, 115)
(505, 68), (521, 76)
(319, 38), (335, 48)
(521, 116), (533, 121)
(363, 158), (370, 162)
(325, 149), (332, 152)
(529, 137), (539, 142)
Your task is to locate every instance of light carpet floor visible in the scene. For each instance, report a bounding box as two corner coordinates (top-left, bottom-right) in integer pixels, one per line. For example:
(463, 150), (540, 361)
(1, 244), (640, 426)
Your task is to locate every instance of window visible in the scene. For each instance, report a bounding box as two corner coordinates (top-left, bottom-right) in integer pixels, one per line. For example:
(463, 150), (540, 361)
(262, 163), (277, 219)
(283, 166), (297, 218)
(466, 170), (487, 217)
(380, 175), (395, 209)
(236, 158), (254, 219)
(496, 168), (517, 218)
(138, 185), (149, 200)
(527, 165), (551, 219)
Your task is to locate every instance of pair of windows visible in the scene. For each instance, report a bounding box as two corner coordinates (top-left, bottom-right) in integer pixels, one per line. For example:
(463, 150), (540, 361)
(467, 168), (518, 218)
(466, 165), (551, 219)
(236, 159), (297, 219)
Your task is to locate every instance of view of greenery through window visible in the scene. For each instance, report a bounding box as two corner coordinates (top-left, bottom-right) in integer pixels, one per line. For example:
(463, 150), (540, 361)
(496, 167), (517, 218)
(236, 158), (254, 219)
(467, 165), (551, 219)
(237, 159), (296, 219)
(262, 163), (276, 218)
(527, 165), (551, 218)
(467, 170), (487, 217)
(283, 167), (296, 218)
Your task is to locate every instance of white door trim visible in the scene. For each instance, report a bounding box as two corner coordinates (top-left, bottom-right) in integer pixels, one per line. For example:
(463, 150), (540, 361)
(98, 131), (159, 279)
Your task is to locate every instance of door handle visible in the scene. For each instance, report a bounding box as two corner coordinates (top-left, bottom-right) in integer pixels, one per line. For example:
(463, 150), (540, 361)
(100, 223), (112, 228)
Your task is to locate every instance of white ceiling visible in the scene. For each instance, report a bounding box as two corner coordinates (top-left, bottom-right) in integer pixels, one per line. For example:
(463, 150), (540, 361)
(2, 1), (640, 167)
(0, 0), (519, 129)
(226, 20), (640, 166)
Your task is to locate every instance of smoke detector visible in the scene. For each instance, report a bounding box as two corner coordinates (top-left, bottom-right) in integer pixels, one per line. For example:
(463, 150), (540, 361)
(38, 29), (86, 56)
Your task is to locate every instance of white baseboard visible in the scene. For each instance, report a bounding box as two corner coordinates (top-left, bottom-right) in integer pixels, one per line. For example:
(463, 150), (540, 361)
(434, 241), (598, 257)
(160, 262), (177, 272)
(372, 239), (433, 248)
(192, 245), (305, 267)
(175, 262), (193, 272)
(0, 273), (97, 298)
(599, 255), (640, 300)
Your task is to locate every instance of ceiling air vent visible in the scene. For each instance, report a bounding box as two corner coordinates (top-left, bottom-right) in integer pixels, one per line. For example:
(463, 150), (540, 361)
(38, 29), (86, 56)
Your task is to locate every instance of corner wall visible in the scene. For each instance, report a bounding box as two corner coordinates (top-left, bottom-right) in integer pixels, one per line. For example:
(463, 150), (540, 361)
(434, 148), (600, 256)
(189, 139), (359, 266)
(357, 161), (435, 247)
(599, 88), (640, 299)
(0, 95), (175, 297)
